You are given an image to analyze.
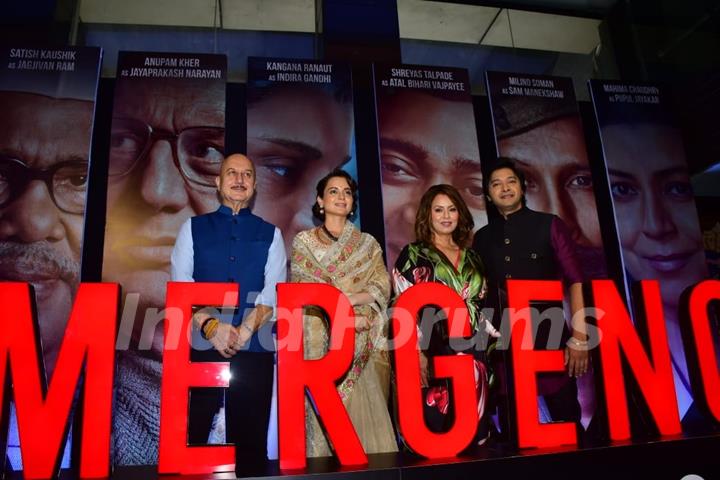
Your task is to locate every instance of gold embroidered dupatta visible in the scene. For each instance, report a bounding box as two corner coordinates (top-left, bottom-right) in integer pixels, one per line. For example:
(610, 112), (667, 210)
(290, 221), (397, 456)
(291, 221), (390, 397)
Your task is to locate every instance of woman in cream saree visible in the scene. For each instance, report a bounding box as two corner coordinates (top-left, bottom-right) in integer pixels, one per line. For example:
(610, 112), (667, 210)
(290, 169), (398, 457)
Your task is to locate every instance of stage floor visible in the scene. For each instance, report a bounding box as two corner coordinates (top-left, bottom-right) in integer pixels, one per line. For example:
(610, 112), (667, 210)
(7, 433), (719, 480)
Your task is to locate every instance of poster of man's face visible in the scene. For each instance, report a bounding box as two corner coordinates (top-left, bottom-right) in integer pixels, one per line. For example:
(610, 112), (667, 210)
(375, 66), (485, 269)
(0, 91), (93, 372)
(102, 53), (226, 356)
(0, 46), (100, 378)
(498, 116), (599, 246)
(487, 72), (606, 279)
(247, 58), (356, 256)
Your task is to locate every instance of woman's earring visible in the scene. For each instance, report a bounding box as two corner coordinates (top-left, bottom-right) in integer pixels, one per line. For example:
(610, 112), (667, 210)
(319, 206), (324, 215)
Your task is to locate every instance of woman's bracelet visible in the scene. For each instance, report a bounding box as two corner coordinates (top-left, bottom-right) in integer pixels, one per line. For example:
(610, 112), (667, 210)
(566, 337), (589, 348)
(200, 317), (219, 340)
(240, 323), (253, 335)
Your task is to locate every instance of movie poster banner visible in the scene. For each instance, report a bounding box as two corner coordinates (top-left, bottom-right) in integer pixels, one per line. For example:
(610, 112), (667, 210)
(697, 196), (720, 280)
(102, 51), (226, 466)
(486, 71), (603, 431)
(589, 80), (714, 431)
(247, 56), (358, 257)
(246, 57), (357, 460)
(373, 64), (485, 270)
(486, 71), (606, 280)
(0, 44), (102, 471)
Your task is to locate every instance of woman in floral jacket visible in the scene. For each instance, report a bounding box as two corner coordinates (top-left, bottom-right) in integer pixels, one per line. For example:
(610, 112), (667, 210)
(392, 184), (499, 444)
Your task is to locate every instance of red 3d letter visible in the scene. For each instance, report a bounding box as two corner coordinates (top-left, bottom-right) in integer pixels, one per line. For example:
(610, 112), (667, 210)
(392, 283), (477, 457)
(592, 280), (681, 439)
(506, 279), (577, 448)
(276, 282), (364, 470)
(687, 280), (720, 422)
(159, 282), (237, 474)
(0, 282), (118, 479)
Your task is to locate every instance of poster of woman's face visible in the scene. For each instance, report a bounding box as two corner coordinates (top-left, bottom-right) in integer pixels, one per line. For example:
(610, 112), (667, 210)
(602, 122), (706, 307)
(590, 81), (708, 309)
(246, 58), (357, 257)
(590, 79), (714, 430)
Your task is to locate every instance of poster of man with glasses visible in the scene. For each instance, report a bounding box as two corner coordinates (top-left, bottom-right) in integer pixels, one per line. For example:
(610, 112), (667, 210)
(102, 51), (227, 466)
(0, 44), (101, 471)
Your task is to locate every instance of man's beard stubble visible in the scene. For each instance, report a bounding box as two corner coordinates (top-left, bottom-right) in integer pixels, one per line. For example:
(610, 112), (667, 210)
(0, 240), (80, 301)
(0, 240), (80, 372)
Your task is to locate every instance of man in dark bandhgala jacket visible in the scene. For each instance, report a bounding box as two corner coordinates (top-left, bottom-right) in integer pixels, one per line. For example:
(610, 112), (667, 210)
(473, 158), (589, 428)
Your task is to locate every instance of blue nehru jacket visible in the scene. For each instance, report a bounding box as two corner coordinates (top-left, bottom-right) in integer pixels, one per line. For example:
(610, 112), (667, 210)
(171, 205), (287, 353)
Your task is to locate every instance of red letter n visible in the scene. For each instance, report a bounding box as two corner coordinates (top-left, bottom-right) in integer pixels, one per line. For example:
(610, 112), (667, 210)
(592, 279), (681, 440)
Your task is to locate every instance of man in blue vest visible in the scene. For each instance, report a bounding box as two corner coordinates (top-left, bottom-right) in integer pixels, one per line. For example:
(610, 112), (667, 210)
(171, 153), (286, 471)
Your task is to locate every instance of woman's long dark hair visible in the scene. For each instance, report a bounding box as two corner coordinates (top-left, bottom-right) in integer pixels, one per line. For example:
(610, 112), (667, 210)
(414, 184), (474, 247)
(312, 168), (358, 220)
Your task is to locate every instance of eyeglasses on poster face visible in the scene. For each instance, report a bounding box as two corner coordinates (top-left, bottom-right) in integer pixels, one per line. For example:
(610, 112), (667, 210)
(0, 156), (88, 214)
(109, 117), (225, 188)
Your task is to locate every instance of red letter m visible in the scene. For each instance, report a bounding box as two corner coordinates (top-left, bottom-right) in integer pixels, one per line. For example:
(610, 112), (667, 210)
(0, 283), (117, 478)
